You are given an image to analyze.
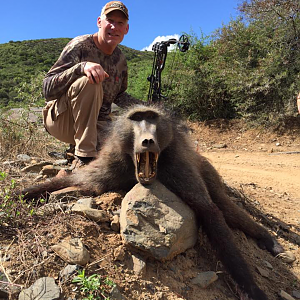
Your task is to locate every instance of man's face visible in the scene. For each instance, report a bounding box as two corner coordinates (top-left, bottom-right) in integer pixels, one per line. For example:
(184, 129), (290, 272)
(98, 10), (129, 47)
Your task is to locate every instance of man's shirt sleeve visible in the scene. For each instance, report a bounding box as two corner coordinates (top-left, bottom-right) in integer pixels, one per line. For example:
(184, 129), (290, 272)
(43, 40), (86, 101)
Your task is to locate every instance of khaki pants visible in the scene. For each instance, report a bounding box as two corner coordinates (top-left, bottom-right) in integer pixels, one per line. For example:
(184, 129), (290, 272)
(43, 76), (103, 158)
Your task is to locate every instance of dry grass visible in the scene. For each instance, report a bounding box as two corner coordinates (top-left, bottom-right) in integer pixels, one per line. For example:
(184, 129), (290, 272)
(0, 108), (62, 159)
(0, 107), (66, 229)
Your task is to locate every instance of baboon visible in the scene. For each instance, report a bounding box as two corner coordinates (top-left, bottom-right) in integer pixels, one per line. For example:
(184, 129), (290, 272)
(22, 105), (284, 300)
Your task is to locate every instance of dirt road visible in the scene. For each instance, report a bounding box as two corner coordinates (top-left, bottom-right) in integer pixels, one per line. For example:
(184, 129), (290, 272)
(205, 151), (300, 224)
(206, 150), (300, 198)
(191, 120), (300, 225)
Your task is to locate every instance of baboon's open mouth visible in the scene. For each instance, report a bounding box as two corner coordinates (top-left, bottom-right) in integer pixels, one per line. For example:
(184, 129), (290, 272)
(136, 151), (158, 183)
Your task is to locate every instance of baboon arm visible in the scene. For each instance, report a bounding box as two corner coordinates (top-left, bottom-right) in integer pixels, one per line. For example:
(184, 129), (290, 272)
(75, 152), (137, 194)
(197, 156), (284, 256)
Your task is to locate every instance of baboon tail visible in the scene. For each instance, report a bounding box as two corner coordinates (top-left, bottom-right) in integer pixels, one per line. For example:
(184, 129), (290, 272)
(21, 176), (74, 200)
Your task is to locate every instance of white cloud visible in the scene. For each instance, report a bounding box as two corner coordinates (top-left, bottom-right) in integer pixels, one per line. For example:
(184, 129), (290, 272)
(141, 34), (180, 51)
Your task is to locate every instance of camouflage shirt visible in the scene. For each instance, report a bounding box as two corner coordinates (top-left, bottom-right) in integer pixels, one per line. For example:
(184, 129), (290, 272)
(43, 34), (142, 120)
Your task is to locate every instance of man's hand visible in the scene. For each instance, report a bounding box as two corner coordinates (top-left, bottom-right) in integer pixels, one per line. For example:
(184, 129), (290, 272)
(84, 62), (109, 84)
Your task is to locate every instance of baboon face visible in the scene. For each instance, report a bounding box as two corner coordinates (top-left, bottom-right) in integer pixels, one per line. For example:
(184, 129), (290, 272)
(124, 107), (173, 185)
(127, 109), (161, 185)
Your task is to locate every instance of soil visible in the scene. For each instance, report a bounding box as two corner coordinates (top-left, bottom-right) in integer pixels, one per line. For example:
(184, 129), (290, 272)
(1, 118), (300, 300)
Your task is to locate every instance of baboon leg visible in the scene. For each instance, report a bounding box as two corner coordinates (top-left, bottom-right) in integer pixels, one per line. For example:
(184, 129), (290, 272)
(198, 157), (283, 256)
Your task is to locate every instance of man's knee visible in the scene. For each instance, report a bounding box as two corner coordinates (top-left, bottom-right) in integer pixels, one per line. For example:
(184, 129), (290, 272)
(68, 76), (103, 100)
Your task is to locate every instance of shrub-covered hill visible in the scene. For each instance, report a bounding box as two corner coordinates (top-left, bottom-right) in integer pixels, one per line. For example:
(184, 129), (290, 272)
(0, 38), (153, 107)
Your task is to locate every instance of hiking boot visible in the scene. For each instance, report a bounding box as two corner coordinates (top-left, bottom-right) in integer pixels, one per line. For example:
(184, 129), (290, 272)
(56, 156), (94, 177)
(65, 144), (75, 163)
(69, 156), (94, 172)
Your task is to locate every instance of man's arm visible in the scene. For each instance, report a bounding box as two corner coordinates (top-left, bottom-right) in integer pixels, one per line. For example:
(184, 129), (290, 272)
(44, 60), (109, 101)
(42, 38), (106, 101)
(297, 92), (300, 114)
(43, 61), (86, 100)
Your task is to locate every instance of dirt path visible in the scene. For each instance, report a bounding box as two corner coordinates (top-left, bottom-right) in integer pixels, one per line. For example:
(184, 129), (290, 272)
(205, 151), (300, 199)
(191, 119), (300, 226)
(205, 151), (300, 224)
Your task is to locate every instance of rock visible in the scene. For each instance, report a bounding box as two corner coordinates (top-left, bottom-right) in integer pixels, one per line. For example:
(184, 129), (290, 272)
(17, 154), (32, 162)
(280, 290), (296, 300)
(113, 246), (126, 261)
(36, 203), (68, 216)
(48, 151), (65, 159)
(212, 143), (227, 149)
(51, 238), (90, 266)
(120, 182), (198, 261)
(21, 161), (52, 173)
(131, 254), (146, 276)
(76, 198), (94, 208)
(191, 271), (218, 288)
(256, 266), (269, 278)
(95, 192), (123, 207)
(18, 277), (60, 300)
(263, 260), (273, 269)
(59, 264), (80, 283)
(40, 165), (63, 177)
(70, 203), (110, 222)
(111, 215), (120, 232)
(110, 285), (126, 300)
(277, 251), (296, 264)
(48, 187), (82, 203)
(53, 159), (68, 166)
(292, 291), (300, 299)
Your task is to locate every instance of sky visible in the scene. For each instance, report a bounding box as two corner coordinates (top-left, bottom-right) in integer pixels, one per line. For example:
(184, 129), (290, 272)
(0, 0), (240, 51)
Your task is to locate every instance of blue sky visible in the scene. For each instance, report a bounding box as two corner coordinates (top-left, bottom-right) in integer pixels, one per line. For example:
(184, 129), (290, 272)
(0, 0), (240, 51)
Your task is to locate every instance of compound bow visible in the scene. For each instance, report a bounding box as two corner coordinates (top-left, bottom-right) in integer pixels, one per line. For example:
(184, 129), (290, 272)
(147, 34), (190, 104)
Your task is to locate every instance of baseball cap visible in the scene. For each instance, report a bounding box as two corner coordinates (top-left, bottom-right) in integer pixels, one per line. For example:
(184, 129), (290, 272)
(102, 1), (129, 19)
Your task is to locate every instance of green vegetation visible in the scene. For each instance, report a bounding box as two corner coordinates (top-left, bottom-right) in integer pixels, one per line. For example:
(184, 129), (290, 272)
(0, 38), (70, 108)
(0, 38), (152, 108)
(0, 0), (299, 125)
(72, 269), (116, 300)
(165, 0), (300, 124)
(0, 171), (43, 226)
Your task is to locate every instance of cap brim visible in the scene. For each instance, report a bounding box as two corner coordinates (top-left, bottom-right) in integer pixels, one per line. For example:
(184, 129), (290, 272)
(105, 8), (129, 19)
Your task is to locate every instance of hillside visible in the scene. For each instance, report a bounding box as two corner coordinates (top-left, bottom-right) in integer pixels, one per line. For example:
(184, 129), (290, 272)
(0, 38), (153, 107)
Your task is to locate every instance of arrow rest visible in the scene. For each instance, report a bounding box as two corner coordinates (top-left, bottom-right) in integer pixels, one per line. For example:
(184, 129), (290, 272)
(147, 35), (190, 104)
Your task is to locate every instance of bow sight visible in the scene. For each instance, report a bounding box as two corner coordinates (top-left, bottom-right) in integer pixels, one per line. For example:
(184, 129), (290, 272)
(147, 34), (190, 104)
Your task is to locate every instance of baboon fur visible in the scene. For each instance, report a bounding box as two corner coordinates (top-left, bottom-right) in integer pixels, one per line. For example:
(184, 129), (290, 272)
(22, 105), (284, 300)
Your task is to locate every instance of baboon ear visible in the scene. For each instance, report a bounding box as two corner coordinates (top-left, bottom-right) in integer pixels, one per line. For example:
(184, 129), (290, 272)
(128, 110), (159, 121)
